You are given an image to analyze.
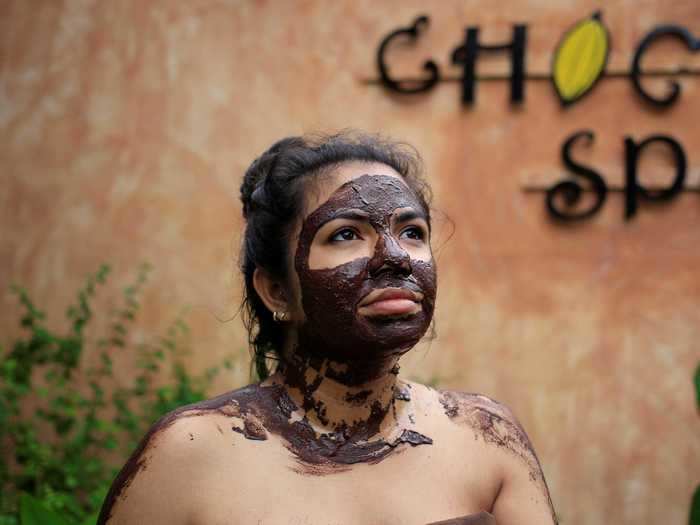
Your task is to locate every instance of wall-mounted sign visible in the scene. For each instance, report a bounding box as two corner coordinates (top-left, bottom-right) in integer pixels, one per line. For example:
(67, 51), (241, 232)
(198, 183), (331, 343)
(372, 12), (700, 107)
(366, 13), (700, 222)
(522, 131), (690, 221)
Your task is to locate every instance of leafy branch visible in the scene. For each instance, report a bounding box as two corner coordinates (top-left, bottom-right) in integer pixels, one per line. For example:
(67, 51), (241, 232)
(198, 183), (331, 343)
(0, 264), (235, 525)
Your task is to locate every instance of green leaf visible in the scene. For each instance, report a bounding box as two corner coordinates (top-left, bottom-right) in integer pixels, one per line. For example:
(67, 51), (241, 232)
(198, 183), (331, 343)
(65, 475), (78, 489)
(691, 484), (700, 525)
(96, 264), (110, 283)
(79, 513), (98, 525)
(19, 493), (73, 525)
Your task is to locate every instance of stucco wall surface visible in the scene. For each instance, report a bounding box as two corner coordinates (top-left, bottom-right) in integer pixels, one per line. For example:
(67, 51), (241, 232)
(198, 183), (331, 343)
(1, 1), (699, 524)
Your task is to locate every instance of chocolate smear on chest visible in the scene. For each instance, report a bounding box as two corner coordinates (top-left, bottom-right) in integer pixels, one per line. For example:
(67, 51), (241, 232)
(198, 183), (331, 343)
(231, 412), (268, 441)
(99, 380), (432, 524)
(344, 389), (372, 404)
(277, 357), (431, 474)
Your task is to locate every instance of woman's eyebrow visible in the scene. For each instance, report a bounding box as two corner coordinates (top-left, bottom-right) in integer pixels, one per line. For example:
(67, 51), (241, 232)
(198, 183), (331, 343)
(393, 208), (428, 223)
(329, 209), (370, 221)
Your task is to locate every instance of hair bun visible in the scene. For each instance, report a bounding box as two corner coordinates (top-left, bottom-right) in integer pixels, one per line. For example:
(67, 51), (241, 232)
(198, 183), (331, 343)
(240, 155), (268, 218)
(240, 137), (305, 218)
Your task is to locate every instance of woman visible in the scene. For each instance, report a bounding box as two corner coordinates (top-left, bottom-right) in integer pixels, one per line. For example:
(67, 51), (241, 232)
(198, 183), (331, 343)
(99, 132), (557, 525)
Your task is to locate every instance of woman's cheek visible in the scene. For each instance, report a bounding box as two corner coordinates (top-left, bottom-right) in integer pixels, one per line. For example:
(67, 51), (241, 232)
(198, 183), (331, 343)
(309, 242), (375, 270)
(404, 244), (432, 262)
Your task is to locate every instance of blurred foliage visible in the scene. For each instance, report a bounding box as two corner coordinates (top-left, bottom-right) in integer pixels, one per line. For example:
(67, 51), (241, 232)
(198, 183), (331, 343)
(0, 264), (234, 525)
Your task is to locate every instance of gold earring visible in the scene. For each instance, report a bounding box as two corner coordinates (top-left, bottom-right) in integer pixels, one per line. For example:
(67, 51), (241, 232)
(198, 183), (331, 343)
(273, 311), (288, 322)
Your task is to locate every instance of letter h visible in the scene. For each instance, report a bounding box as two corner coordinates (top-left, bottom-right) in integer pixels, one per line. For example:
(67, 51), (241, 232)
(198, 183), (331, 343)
(452, 25), (527, 105)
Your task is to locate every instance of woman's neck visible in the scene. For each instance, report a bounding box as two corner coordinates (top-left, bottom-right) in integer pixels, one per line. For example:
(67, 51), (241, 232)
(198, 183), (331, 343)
(266, 352), (413, 438)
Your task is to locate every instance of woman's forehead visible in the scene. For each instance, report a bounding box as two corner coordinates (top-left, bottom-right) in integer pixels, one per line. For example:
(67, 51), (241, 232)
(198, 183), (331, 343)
(303, 161), (408, 218)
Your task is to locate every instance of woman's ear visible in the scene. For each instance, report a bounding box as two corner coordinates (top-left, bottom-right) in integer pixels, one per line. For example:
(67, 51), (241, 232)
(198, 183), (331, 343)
(253, 268), (289, 316)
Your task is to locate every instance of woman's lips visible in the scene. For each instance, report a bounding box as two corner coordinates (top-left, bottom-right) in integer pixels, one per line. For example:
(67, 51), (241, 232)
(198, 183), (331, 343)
(357, 287), (423, 318)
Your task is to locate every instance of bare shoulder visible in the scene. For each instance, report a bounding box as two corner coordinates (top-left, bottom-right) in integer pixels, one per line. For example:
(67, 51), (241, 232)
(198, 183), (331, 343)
(434, 389), (545, 481)
(98, 384), (266, 524)
(404, 381), (518, 426)
(407, 384), (557, 523)
(436, 389), (522, 430)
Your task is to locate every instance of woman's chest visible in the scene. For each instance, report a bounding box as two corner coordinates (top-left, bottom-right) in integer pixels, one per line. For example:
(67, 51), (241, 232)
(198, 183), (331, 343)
(190, 428), (499, 525)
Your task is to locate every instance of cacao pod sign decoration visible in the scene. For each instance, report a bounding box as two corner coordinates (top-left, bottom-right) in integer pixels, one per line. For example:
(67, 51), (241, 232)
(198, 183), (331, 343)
(552, 11), (610, 105)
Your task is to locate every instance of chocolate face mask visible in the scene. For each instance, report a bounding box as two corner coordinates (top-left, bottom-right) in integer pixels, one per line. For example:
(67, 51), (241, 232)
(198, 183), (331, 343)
(293, 174), (437, 370)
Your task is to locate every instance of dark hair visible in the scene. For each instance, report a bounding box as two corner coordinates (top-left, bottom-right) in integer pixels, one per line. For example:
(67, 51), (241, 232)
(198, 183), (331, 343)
(239, 131), (432, 380)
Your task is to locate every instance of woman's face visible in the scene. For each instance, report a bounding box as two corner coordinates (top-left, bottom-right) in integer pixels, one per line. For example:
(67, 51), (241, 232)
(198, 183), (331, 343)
(284, 161), (437, 367)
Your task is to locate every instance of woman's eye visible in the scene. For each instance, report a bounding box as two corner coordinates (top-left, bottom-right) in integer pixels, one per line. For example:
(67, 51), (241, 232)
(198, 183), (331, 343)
(399, 226), (426, 241)
(330, 228), (361, 242)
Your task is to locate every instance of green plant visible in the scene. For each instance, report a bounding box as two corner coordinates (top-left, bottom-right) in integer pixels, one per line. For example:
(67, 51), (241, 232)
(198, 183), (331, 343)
(0, 264), (234, 525)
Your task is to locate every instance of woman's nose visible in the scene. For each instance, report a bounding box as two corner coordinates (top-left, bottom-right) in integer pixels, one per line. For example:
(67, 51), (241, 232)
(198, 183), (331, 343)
(368, 234), (412, 276)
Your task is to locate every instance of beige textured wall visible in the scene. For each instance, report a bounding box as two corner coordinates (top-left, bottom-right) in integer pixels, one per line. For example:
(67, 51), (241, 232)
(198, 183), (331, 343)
(1, 1), (699, 523)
